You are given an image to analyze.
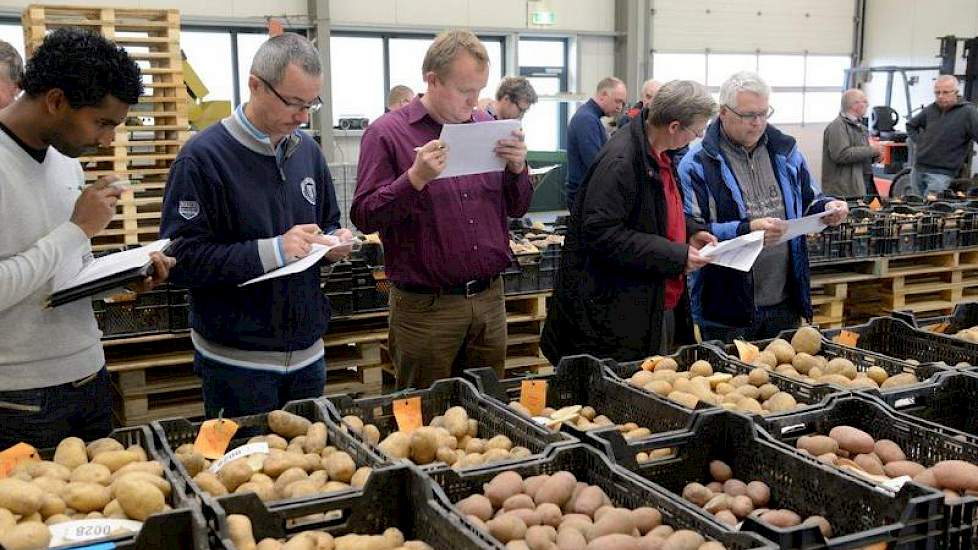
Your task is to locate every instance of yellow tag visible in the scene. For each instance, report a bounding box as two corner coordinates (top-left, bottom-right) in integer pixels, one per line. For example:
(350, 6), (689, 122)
(931, 322), (951, 334)
(734, 340), (760, 364)
(834, 330), (860, 347)
(869, 198), (882, 211)
(519, 380), (548, 416)
(393, 396), (423, 433)
(193, 419), (239, 460)
(0, 442), (39, 478)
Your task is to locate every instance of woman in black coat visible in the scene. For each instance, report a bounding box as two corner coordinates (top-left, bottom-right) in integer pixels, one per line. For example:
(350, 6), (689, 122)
(541, 80), (718, 365)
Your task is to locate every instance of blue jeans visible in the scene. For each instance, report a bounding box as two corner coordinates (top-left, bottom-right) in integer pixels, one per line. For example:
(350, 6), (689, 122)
(912, 169), (954, 197)
(699, 301), (801, 344)
(195, 353), (327, 418)
(0, 367), (113, 449)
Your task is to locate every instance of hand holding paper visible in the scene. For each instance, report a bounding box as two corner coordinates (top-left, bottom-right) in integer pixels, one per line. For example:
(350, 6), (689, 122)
(494, 128), (528, 174)
(699, 230), (765, 272)
(437, 119), (522, 179)
(408, 139), (448, 191)
(241, 236), (361, 287)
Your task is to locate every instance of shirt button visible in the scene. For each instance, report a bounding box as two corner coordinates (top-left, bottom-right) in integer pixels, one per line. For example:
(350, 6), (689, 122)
(468, 219), (475, 224)
(472, 245), (478, 251)
(462, 193), (468, 198)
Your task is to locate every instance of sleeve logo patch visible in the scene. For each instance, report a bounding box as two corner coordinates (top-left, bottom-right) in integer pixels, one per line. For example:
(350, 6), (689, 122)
(300, 177), (317, 205)
(178, 200), (200, 220)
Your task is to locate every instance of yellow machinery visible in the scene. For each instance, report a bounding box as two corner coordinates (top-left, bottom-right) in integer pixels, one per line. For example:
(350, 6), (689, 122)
(183, 54), (231, 130)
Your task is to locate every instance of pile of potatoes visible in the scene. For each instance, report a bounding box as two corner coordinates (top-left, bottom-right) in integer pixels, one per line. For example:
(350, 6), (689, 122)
(456, 470), (728, 550)
(181, 410), (372, 502)
(749, 327), (919, 390)
(681, 460), (832, 537)
(953, 325), (978, 344)
(794, 425), (978, 503)
(343, 406), (533, 470)
(226, 514), (432, 550)
(627, 356), (801, 416)
(0, 437), (172, 550)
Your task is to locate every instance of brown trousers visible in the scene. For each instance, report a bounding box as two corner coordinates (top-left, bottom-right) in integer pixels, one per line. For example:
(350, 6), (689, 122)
(388, 278), (507, 390)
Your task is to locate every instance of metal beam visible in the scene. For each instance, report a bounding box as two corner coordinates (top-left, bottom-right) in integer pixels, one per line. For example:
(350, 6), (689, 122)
(614, 0), (650, 100)
(308, 0), (336, 163)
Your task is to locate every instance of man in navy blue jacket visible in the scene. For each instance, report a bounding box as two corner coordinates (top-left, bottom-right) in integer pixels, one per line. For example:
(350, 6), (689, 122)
(161, 33), (353, 417)
(565, 77), (627, 209)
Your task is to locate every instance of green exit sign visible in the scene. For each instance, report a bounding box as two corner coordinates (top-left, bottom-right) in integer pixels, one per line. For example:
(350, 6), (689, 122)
(531, 11), (555, 25)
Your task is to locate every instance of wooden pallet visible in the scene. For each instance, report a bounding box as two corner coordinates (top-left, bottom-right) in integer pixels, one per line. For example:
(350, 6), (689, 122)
(24, 5), (189, 251)
(811, 281), (846, 328)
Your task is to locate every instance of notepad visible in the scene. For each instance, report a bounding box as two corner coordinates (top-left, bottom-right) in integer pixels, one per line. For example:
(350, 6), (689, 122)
(437, 119), (521, 179)
(48, 239), (171, 307)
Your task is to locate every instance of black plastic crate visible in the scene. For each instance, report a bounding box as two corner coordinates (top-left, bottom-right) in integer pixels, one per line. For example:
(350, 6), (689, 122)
(0, 426), (206, 550)
(893, 302), (978, 337)
(352, 285), (388, 312)
(502, 262), (522, 294)
(758, 393), (978, 550)
(322, 378), (576, 471)
(868, 370), (978, 446)
(152, 399), (388, 510)
(168, 286), (190, 332)
(429, 444), (777, 550)
(821, 317), (975, 371)
(538, 266), (555, 291)
(326, 291), (354, 317)
(599, 410), (944, 550)
(464, 355), (696, 449)
(321, 268), (353, 293)
(209, 465), (496, 550)
(539, 244), (562, 269)
(604, 344), (841, 417)
(93, 288), (171, 338)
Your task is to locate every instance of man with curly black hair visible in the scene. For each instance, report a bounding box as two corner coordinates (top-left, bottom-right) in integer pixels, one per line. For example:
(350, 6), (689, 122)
(0, 28), (174, 448)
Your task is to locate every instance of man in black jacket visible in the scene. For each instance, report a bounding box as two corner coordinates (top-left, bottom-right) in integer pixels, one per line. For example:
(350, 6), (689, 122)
(541, 80), (717, 364)
(908, 75), (978, 196)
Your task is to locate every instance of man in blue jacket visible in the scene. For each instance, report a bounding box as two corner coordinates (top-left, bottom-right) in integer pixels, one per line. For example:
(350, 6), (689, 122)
(565, 77), (627, 208)
(161, 33), (353, 417)
(678, 71), (849, 343)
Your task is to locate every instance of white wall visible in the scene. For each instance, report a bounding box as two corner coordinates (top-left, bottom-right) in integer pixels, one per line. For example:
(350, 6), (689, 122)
(3, 0), (307, 18)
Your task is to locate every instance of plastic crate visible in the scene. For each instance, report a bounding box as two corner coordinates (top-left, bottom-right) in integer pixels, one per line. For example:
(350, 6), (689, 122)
(598, 410), (945, 550)
(93, 288), (171, 338)
(464, 355), (696, 449)
(321, 262), (353, 293)
(208, 465), (496, 550)
(821, 317), (975, 371)
(322, 378), (576, 471)
(538, 266), (555, 291)
(168, 286), (190, 332)
(502, 262), (522, 294)
(758, 393), (978, 550)
(326, 291), (354, 317)
(0, 426), (207, 550)
(604, 344), (841, 417)
(352, 285), (388, 312)
(518, 261), (540, 293)
(429, 444), (777, 550)
(152, 399), (388, 509)
(868, 370), (978, 446)
(894, 303), (978, 336)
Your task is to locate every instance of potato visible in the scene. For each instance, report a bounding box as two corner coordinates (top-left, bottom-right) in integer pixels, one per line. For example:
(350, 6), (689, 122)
(631, 507), (662, 535)
(880, 373), (918, 390)
(681, 483), (712, 507)
(322, 451), (354, 483)
(884, 460), (925, 479)
(722, 479), (747, 497)
(587, 508), (636, 540)
(194, 471), (229, 496)
(92, 450), (140, 473)
(218, 459), (254, 492)
(802, 515), (833, 538)
(764, 392), (797, 413)
(761, 509), (802, 527)
(913, 469), (938, 488)
(63, 482), (112, 513)
(50, 437), (87, 470)
(525, 524), (557, 549)
(828, 426), (875, 454)
(661, 530), (704, 550)
(113, 472), (172, 498)
(587, 534), (639, 550)
(263, 451), (307, 477)
(866, 366), (888, 385)
(931, 460), (978, 492)
(714, 510), (737, 526)
(284, 479), (323, 499)
(115, 478), (165, 521)
(111, 460), (166, 481)
(45, 514), (71, 526)
(350, 466), (372, 489)
(791, 326), (822, 355)
(31, 476), (66, 497)
(488, 513), (528, 543)
(797, 435), (839, 457)
(176, 451), (207, 477)
(39, 494), (66, 519)
(268, 410), (312, 439)
(0, 478), (44, 516)
(303, 422), (328, 454)
(667, 391), (699, 409)
(873, 440), (906, 464)
(854, 454), (885, 476)
(228, 514), (257, 550)
(408, 428), (439, 465)
(0, 521), (51, 550)
(235, 481), (276, 501)
(571, 485), (607, 517)
(86, 438), (124, 459)
(557, 527), (588, 550)
(257, 539), (283, 550)
(70, 462), (112, 485)
(730, 495), (754, 518)
(534, 471), (576, 507)
(708, 460), (732, 482)
(443, 406), (470, 439)
(746, 481), (770, 507)
(378, 432), (412, 460)
(487, 435), (514, 451)
(703, 494), (730, 514)
(458, 494), (494, 521)
(689, 360), (713, 377)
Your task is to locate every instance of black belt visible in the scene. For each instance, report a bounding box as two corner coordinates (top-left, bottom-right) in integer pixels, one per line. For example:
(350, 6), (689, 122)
(395, 275), (498, 298)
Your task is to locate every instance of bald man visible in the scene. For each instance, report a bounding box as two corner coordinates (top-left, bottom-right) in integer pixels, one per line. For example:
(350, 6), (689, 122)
(822, 89), (881, 199)
(907, 75), (978, 196)
(619, 79), (662, 128)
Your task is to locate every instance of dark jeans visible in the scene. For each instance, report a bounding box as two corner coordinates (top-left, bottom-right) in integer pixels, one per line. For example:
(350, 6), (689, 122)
(0, 367), (113, 449)
(699, 301), (801, 344)
(195, 353), (327, 418)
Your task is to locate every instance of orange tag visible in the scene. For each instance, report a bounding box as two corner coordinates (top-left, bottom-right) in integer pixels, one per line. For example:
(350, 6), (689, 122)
(193, 419), (239, 460)
(393, 396), (423, 433)
(734, 340), (760, 364)
(519, 380), (548, 416)
(640, 356), (663, 371)
(869, 198), (881, 211)
(931, 322), (951, 334)
(0, 442), (39, 478)
(834, 330), (860, 347)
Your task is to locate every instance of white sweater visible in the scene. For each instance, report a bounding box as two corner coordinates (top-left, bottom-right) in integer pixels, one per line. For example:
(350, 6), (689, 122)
(0, 129), (104, 391)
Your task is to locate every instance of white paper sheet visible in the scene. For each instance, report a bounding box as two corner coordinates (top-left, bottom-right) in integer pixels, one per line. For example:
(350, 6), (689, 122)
(54, 239), (170, 292)
(776, 209), (836, 245)
(240, 238), (357, 287)
(437, 119), (521, 179)
(529, 164), (559, 177)
(699, 230), (765, 272)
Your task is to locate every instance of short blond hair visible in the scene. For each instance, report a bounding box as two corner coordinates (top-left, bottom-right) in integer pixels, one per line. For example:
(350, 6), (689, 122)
(422, 30), (489, 80)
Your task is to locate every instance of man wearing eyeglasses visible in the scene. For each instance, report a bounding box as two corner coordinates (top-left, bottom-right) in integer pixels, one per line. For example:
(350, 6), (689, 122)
(679, 71), (849, 343)
(160, 33), (354, 417)
(483, 76), (537, 120)
(566, 76), (628, 209)
(907, 75), (978, 197)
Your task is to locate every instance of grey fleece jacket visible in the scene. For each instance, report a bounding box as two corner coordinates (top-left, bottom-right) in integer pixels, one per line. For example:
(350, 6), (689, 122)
(907, 99), (978, 174)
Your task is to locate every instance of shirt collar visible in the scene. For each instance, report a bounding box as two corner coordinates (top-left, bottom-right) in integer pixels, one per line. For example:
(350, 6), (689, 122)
(234, 103), (270, 144)
(404, 94), (477, 126)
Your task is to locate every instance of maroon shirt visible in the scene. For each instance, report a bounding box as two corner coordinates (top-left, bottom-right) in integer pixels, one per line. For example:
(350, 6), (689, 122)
(351, 97), (533, 287)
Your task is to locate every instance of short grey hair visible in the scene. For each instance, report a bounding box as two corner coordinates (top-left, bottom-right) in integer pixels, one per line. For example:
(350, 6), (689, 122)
(495, 76), (537, 105)
(250, 32), (321, 85)
(935, 74), (959, 88)
(647, 80), (717, 127)
(841, 88), (865, 111)
(0, 40), (22, 85)
(718, 71), (770, 109)
(596, 76), (624, 94)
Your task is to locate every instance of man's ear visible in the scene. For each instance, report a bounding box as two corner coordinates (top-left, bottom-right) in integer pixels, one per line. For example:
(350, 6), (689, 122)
(44, 88), (68, 115)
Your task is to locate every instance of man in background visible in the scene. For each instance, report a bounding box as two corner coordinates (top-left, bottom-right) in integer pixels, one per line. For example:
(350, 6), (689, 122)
(483, 76), (537, 120)
(822, 88), (881, 199)
(0, 40), (22, 109)
(907, 75), (978, 196)
(565, 76), (627, 208)
(618, 78), (661, 128)
(386, 84), (414, 112)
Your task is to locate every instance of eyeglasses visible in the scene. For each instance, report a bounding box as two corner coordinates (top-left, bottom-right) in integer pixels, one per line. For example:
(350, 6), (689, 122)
(725, 105), (774, 123)
(255, 75), (322, 113)
(507, 96), (532, 118)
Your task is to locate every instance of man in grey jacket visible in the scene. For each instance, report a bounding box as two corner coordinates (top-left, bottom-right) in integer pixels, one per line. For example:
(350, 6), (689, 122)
(822, 89), (881, 199)
(908, 75), (978, 196)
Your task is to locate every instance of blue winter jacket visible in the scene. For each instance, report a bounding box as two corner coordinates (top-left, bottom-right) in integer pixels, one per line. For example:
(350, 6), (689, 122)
(677, 120), (832, 327)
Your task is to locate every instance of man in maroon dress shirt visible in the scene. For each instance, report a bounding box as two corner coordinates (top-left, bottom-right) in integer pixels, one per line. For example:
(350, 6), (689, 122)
(351, 30), (531, 390)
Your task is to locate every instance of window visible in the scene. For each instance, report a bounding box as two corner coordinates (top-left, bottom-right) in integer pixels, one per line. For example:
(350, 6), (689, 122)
(707, 54), (757, 87)
(522, 77), (561, 151)
(519, 38), (568, 151)
(652, 53), (706, 83)
(181, 31), (235, 104)
(236, 32), (271, 104)
(758, 55), (804, 87)
(388, 37), (432, 96)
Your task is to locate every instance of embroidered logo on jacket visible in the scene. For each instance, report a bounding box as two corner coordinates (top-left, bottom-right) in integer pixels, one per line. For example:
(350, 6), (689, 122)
(178, 200), (200, 220)
(300, 177), (316, 205)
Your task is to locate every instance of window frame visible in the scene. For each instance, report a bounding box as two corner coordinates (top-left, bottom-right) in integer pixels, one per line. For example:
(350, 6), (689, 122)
(517, 36), (570, 149)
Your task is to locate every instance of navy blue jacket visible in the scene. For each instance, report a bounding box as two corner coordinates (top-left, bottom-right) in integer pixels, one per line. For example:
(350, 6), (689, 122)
(566, 99), (607, 208)
(160, 120), (340, 352)
(678, 121), (831, 327)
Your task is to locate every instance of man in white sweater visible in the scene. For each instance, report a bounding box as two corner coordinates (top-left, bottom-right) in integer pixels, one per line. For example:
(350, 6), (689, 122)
(0, 28), (174, 448)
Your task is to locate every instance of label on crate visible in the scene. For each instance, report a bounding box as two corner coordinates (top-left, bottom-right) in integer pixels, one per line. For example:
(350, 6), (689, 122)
(520, 380), (548, 416)
(834, 330), (860, 347)
(869, 198), (882, 211)
(0, 442), (39, 478)
(879, 475), (912, 493)
(49, 519), (142, 546)
(194, 418), (240, 459)
(393, 396), (423, 433)
(208, 442), (269, 473)
(733, 340), (759, 363)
